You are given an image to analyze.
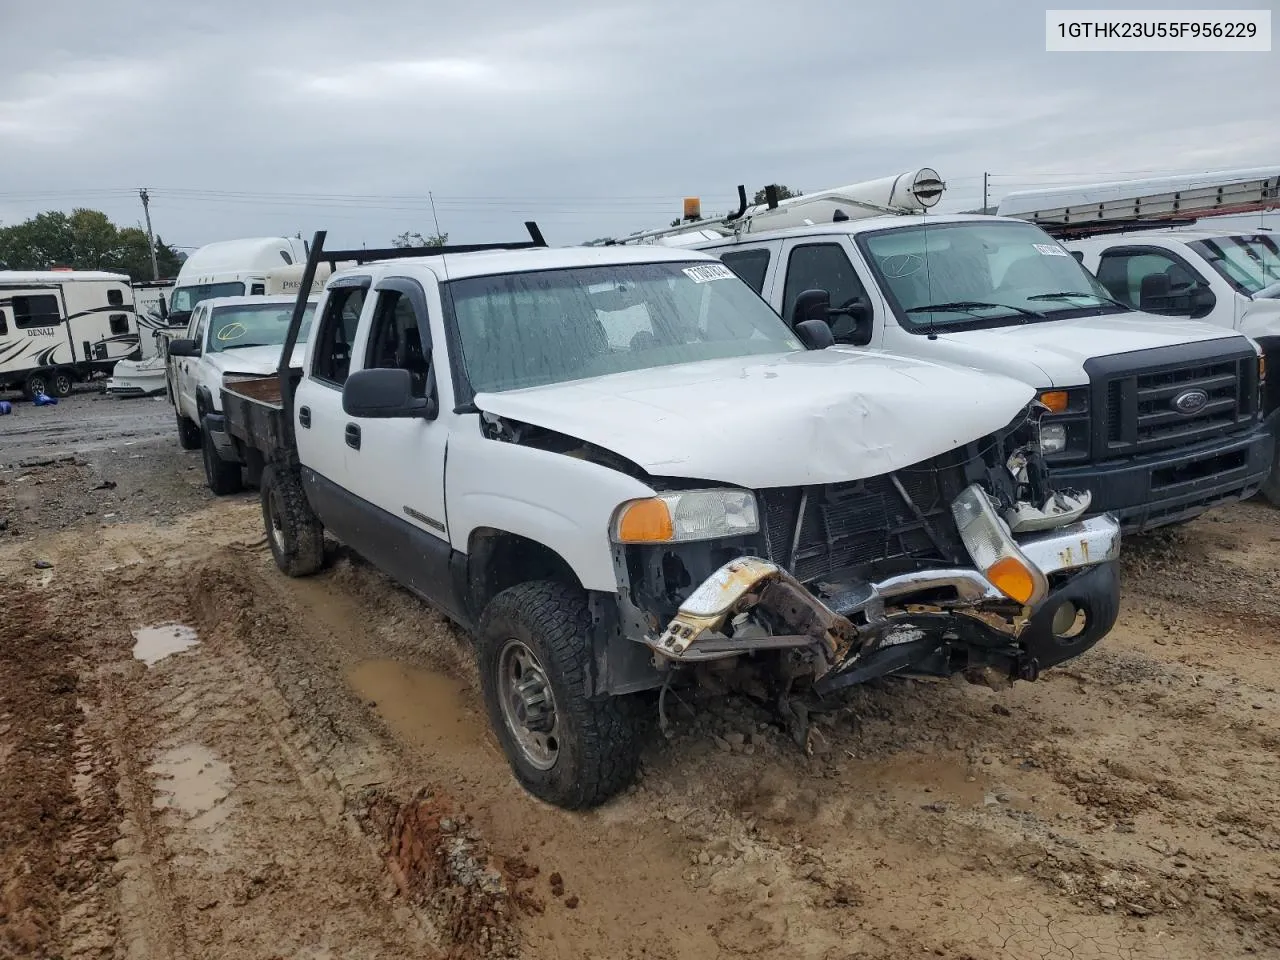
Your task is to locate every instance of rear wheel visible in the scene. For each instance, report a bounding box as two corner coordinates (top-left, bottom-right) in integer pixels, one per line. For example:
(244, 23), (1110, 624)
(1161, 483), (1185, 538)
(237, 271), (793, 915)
(477, 580), (643, 809)
(49, 371), (74, 398)
(260, 464), (324, 576)
(176, 412), (201, 450)
(201, 418), (243, 495)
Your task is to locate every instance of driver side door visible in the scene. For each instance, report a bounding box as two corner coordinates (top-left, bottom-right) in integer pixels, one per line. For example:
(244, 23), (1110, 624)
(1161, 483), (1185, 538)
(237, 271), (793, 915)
(779, 238), (880, 346)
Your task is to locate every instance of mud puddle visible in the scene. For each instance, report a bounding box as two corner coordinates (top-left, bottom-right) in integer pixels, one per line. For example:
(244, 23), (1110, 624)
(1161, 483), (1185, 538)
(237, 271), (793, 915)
(348, 660), (495, 764)
(131, 623), (200, 666)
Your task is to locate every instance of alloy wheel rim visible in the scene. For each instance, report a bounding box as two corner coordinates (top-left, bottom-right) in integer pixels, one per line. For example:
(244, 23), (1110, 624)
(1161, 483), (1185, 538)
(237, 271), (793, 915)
(496, 638), (560, 771)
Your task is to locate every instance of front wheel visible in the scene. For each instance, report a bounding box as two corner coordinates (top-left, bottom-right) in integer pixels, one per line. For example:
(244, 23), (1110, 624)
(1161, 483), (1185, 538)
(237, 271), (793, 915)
(201, 418), (243, 495)
(477, 581), (643, 809)
(260, 464), (324, 576)
(176, 412), (201, 450)
(23, 372), (49, 400)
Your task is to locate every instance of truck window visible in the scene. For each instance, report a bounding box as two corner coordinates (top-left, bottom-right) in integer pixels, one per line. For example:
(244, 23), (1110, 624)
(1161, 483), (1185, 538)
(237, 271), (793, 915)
(364, 291), (429, 397)
(13, 294), (61, 328)
(1096, 250), (1202, 310)
(719, 249), (771, 294)
(1187, 235), (1280, 296)
(782, 244), (868, 324)
(449, 262), (799, 394)
(312, 285), (368, 386)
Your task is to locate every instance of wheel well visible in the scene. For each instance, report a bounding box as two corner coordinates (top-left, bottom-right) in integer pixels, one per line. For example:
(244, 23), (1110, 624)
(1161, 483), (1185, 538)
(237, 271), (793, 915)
(466, 529), (583, 619)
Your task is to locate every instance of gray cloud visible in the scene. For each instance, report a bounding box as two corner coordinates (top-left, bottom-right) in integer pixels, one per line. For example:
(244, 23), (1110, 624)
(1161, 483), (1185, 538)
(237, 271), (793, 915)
(1, 0), (1276, 249)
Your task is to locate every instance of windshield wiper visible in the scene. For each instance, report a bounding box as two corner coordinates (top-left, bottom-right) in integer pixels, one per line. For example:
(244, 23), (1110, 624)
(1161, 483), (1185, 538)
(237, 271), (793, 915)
(1026, 291), (1129, 309)
(906, 300), (1044, 319)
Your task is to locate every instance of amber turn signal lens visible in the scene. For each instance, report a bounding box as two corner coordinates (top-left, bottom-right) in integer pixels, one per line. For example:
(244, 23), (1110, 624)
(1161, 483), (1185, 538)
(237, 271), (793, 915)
(615, 499), (674, 543)
(1037, 390), (1069, 414)
(986, 556), (1037, 605)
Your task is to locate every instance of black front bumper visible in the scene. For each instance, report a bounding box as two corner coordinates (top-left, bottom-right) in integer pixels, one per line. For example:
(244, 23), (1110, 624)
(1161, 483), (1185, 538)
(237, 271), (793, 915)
(812, 560), (1122, 695)
(1048, 423), (1275, 533)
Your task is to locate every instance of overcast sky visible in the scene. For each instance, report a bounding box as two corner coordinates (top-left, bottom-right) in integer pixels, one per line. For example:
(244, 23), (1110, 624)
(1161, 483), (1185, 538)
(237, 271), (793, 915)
(1, 0), (1276, 251)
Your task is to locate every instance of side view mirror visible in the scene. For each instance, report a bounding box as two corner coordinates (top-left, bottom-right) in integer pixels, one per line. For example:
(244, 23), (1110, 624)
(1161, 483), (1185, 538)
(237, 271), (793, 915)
(167, 338), (201, 357)
(831, 297), (874, 347)
(342, 367), (438, 419)
(1139, 272), (1217, 319)
(795, 318), (835, 350)
(791, 288), (832, 328)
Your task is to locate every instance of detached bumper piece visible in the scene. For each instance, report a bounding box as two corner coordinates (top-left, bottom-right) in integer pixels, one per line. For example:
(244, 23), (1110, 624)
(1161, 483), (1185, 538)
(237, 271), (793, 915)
(647, 486), (1122, 691)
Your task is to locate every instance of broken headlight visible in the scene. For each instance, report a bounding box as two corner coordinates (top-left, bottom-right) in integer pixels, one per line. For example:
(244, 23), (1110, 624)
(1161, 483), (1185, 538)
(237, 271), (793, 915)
(612, 490), (759, 544)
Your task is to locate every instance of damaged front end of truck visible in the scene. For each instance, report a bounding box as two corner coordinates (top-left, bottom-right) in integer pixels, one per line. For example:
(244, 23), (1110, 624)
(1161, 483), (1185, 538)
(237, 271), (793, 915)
(608, 404), (1121, 741)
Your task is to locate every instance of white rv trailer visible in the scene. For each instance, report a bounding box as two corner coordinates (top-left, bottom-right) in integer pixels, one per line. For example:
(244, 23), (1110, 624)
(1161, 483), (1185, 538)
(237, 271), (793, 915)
(0, 270), (139, 398)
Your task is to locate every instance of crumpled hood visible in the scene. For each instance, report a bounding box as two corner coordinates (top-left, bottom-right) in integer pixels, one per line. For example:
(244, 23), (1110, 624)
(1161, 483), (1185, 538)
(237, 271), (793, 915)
(925, 313), (1245, 386)
(473, 350), (1034, 489)
(204, 343), (306, 377)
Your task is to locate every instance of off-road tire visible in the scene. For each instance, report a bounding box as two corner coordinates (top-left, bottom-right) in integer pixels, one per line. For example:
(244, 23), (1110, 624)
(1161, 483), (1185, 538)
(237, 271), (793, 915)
(49, 371), (74, 398)
(477, 580), (643, 809)
(1262, 444), (1280, 507)
(23, 372), (49, 400)
(259, 464), (324, 577)
(176, 412), (201, 450)
(201, 418), (243, 495)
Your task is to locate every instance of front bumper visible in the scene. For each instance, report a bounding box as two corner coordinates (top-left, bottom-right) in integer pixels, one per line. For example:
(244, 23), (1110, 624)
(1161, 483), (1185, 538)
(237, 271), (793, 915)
(1048, 423), (1274, 533)
(647, 501), (1122, 686)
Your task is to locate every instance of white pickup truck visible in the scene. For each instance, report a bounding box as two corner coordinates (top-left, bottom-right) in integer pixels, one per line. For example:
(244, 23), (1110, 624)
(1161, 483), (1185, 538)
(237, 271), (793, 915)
(650, 178), (1274, 533)
(166, 294), (315, 493)
(218, 227), (1122, 809)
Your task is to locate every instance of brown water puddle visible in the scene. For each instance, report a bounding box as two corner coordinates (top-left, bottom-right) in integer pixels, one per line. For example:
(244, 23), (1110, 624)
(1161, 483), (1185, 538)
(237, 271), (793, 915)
(346, 660), (495, 760)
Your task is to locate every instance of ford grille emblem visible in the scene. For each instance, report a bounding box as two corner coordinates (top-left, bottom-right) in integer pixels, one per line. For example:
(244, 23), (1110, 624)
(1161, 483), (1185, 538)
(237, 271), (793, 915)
(1172, 388), (1209, 415)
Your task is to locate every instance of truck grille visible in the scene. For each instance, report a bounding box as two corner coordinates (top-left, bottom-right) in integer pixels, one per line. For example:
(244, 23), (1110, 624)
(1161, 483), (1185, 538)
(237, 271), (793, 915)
(1089, 342), (1258, 460)
(758, 452), (970, 583)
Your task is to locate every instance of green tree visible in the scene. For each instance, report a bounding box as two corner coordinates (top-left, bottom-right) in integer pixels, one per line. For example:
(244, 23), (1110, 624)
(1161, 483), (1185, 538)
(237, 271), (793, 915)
(753, 185), (802, 205)
(392, 231), (448, 248)
(0, 208), (184, 279)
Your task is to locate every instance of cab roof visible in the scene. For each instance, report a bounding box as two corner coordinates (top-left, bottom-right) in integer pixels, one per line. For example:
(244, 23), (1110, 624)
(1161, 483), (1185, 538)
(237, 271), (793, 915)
(198, 294), (317, 311)
(686, 213), (1020, 248)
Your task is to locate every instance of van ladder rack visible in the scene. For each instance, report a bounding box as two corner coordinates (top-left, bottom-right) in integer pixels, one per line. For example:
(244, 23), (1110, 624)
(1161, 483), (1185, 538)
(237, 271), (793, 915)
(276, 221), (547, 424)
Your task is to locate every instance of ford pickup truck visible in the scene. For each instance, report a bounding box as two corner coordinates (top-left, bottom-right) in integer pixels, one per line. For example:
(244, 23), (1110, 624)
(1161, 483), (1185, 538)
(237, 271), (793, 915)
(220, 226), (1122, 809)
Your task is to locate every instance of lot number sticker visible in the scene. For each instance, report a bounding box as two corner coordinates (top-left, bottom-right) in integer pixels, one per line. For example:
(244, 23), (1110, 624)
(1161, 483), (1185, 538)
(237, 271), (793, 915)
(1034, 243), (1070, 257)
(683, 264), (735, 283)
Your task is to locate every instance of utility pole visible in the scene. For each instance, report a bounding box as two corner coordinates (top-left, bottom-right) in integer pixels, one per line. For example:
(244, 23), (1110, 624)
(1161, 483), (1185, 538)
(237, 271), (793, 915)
(983, 172), (990, 215)
(138, 188), (159, 280)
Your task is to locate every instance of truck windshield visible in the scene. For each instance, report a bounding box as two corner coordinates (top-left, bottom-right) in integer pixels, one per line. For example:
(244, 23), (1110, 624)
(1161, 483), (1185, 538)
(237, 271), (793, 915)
(858, 220), (1123, 332)
(1188, 234), (1280, 297)
(448, 261), (802, 393)
(169, 282), (246, 321)
(207, 302), (315, 353)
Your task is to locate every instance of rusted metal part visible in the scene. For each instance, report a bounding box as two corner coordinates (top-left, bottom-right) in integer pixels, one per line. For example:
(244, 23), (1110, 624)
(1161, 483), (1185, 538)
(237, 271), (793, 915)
(648, 557), (859, 673)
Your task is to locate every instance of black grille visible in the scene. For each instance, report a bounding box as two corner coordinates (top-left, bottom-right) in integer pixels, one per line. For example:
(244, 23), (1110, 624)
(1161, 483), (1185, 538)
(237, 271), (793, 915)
(759, 453), (969, 583)
(1088, 342), (1258, 460)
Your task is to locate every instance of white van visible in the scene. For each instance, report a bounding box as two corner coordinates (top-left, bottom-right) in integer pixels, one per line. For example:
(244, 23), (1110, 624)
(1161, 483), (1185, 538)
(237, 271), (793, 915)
(0, 270), (139, 398)
(166, 237), (311, 327)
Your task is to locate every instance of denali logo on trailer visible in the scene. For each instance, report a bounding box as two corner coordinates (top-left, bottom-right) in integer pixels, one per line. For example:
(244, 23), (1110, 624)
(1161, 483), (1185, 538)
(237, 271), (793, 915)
(1173, 389), (1209, 415)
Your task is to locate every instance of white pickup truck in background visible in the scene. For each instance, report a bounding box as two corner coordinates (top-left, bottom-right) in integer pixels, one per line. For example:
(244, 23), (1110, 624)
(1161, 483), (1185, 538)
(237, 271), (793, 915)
(166, 294), (315, 493)
(622, 168), (1276, 531)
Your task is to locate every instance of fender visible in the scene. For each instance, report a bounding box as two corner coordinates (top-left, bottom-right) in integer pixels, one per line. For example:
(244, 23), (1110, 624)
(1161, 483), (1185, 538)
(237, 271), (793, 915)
(445, 423), (656, 593)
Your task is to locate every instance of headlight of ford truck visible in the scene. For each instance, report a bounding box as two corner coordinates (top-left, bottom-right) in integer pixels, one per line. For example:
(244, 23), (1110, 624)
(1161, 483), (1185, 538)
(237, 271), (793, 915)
(612, 490), (759, 543)
(1035, 388), (1091, 461)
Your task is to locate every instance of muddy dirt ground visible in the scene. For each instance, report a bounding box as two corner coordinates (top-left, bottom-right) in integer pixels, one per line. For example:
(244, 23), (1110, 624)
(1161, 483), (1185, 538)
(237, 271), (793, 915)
(2, 392), (1278, 960)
